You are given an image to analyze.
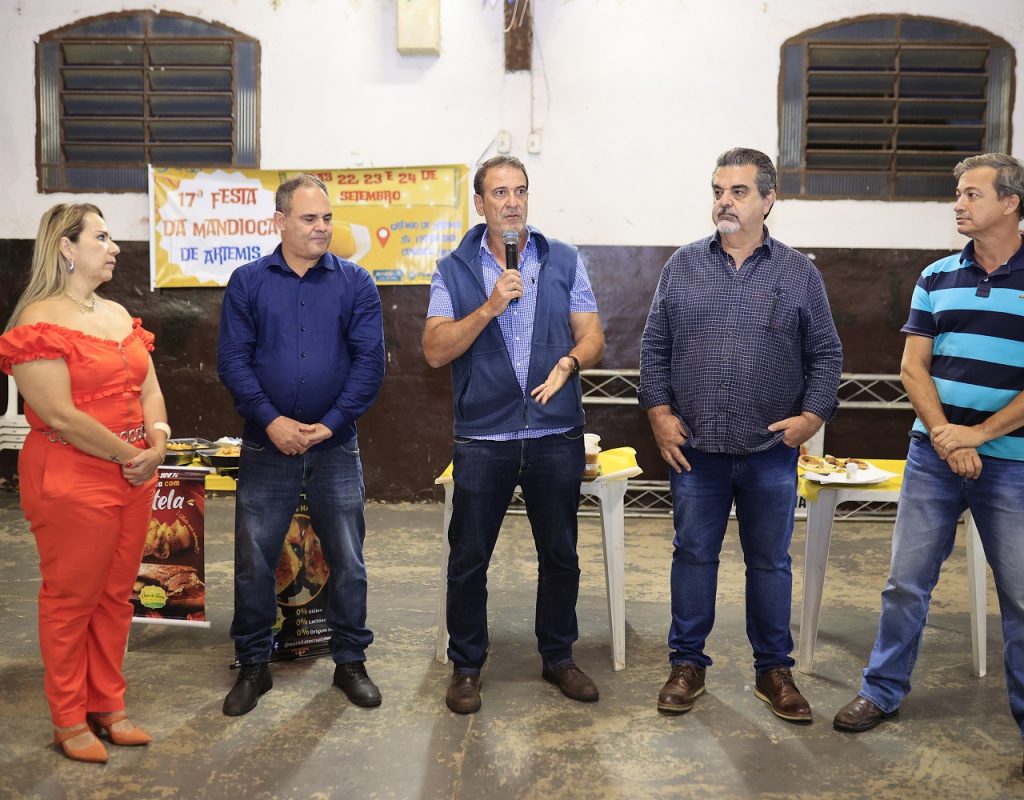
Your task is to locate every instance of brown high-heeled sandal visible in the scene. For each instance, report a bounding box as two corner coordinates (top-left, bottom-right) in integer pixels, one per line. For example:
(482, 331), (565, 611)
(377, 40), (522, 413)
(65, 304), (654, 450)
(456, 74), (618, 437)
(86, 711), (153, 746)
(53, 723), (108, 763)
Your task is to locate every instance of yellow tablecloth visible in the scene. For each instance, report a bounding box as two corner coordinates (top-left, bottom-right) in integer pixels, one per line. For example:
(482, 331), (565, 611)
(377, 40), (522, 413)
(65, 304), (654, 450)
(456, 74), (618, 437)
(797, 458), (906, 503)
(205, 472), (237, 491)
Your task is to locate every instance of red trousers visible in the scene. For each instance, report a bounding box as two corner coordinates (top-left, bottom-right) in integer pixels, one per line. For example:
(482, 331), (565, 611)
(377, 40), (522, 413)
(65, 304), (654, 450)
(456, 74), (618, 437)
(19, 434), (155, 727)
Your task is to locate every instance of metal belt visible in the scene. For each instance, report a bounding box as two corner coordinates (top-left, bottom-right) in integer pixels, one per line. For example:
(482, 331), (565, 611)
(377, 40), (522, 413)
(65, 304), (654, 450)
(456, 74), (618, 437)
(36, 425), (146, 446)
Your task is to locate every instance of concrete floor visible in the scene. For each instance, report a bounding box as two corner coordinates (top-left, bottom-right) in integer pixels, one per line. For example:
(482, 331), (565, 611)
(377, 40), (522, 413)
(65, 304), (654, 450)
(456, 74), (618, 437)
(1, 492), (1021, 800)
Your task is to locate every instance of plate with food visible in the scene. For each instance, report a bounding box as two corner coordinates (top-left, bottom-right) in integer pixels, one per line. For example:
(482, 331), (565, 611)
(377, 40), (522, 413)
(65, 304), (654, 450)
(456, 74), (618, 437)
(798, 454), (897, 485)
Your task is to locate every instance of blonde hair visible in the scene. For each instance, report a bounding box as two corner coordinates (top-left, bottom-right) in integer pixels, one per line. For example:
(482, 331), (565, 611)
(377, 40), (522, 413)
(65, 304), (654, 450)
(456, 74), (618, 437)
(5, 203), (103, 332)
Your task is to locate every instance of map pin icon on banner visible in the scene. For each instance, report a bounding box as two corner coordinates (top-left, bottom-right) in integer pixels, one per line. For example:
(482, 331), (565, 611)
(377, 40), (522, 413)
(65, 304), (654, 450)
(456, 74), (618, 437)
(376, 227), (390, 248)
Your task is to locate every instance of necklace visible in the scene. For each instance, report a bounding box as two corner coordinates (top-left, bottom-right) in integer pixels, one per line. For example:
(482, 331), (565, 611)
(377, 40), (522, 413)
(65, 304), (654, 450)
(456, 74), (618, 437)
(64, 292), (97, 314)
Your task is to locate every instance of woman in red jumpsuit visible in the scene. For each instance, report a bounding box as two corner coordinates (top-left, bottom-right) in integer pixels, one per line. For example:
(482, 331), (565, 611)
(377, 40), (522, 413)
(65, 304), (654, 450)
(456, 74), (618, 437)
(0, 204), (169, 763)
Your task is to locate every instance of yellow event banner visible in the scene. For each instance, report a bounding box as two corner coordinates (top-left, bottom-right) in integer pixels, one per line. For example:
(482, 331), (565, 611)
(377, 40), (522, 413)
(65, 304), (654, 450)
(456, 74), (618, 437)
(149, 164), (469, 288)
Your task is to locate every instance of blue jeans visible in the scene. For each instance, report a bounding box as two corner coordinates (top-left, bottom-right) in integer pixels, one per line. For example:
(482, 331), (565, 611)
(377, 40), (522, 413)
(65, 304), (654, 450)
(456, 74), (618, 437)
(446, 428), (585, 672)
(859, 436), (1024, 737)
(668, 443), (799, 673)
(231, 438), (372, 665)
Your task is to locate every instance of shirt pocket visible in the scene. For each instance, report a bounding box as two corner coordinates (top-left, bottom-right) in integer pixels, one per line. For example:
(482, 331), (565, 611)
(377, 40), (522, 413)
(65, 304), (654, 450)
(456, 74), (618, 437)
(755, 289), (797, 334)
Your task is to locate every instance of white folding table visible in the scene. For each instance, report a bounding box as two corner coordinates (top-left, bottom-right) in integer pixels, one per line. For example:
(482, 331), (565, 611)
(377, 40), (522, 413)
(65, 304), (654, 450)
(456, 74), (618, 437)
(797, 459), (987, 677)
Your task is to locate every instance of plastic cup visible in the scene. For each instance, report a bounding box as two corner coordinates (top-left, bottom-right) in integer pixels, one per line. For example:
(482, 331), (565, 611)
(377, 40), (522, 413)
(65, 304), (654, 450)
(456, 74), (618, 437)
(583, 433), (601, 476)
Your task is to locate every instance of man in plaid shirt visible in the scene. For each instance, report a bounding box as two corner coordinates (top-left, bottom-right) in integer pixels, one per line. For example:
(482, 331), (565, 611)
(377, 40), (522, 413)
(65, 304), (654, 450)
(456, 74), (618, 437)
(640, 147), (842, 723)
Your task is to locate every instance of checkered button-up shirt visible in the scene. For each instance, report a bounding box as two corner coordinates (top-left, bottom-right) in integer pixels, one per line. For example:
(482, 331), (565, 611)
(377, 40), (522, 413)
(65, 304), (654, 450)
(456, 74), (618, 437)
(638, 229), (842, 454)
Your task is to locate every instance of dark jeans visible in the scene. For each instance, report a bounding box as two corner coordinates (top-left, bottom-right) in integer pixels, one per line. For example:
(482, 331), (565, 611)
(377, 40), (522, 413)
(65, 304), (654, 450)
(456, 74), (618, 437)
(667, 442), (799, 673)
(446, 428), (585, 672)
(230, 438), (372, 665)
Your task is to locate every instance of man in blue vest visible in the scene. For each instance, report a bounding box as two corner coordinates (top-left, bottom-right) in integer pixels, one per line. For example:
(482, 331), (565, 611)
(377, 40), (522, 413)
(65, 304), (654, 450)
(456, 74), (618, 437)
(834, 153), (1024, 776)
(423, 156), (605, 714)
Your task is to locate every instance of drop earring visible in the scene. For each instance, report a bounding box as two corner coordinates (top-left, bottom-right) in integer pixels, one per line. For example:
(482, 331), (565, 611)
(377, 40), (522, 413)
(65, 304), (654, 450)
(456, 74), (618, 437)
(67, 258), (75, 274)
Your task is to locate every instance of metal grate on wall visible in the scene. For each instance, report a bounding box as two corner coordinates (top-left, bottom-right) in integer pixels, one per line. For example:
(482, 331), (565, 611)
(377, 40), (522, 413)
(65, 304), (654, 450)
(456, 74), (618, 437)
(778, 15), (1013, 200)
(37, 11), (259, 193)
(509, 371), (909, 520)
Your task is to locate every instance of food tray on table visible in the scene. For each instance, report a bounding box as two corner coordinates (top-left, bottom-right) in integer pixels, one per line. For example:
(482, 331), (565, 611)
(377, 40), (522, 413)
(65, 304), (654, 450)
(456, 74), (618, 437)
(197, 445), (241, 471)
(163, 437), (213, 466)
(196, 438), (242, 471)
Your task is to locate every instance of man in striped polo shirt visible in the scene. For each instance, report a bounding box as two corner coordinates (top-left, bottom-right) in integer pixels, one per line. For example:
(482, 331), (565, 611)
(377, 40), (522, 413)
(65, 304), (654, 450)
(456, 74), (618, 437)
(834, 154), (1024, 772)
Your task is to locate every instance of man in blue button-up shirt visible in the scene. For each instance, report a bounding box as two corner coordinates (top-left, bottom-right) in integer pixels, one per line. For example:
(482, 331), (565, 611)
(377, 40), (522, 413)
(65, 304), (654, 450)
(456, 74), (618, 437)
(217, 175), (385, 717)
(639, 148), (842, 723)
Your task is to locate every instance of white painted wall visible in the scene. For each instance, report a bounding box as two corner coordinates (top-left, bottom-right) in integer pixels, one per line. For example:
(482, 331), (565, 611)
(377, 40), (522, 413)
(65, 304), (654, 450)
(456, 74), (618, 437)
(1, 0), (1021, 251)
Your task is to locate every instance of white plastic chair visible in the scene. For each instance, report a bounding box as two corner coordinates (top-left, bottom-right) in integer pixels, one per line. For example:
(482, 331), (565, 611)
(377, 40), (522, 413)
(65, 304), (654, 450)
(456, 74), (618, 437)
(0, 374), (30, 451)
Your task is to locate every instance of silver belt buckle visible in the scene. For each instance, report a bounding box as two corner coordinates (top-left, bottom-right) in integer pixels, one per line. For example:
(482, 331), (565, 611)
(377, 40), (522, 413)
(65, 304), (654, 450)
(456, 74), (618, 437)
(46, 428), (67, 444)
(120, 425), (145, 443)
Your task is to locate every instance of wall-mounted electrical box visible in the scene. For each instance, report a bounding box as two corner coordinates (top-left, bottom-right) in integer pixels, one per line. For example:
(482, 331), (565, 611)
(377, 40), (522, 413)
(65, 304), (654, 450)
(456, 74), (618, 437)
(397, 0), (441, 56)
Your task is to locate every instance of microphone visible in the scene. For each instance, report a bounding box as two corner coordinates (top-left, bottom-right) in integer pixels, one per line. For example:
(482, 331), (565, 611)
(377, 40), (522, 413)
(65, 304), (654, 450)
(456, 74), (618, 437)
(503, 229), (519, 305)
(502, 229), (519, 272)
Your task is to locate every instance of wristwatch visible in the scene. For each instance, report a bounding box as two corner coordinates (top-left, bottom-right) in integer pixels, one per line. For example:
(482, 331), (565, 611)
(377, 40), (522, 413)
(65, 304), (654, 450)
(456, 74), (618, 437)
(566, 355), (580, 375)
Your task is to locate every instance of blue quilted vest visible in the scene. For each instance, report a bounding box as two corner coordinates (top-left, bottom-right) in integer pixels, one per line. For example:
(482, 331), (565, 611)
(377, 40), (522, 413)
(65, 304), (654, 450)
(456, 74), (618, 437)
(435, 224), (584, 436)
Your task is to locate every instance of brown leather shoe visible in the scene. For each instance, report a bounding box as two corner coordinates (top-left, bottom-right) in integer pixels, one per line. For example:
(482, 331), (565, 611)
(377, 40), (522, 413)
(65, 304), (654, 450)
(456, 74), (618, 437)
(657, 664), (706, 714)
(446, 672), (481, 714)
(542, 664), (599, 702)
(833, 695), (897, 733)
(754, 667), (812, 722)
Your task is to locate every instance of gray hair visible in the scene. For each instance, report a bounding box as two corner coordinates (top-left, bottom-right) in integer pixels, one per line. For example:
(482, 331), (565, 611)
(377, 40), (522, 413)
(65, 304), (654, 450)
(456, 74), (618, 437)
(713, 147), (777, 199)
(474, 156), (529, 196)
(276, 174), (329, 214)
(954, 153), (1024, 219)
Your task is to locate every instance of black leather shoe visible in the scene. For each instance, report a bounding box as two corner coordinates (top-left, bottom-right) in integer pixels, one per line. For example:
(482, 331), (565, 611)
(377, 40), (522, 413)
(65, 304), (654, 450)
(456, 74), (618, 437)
(333, 661), (382, 707)
(223, 663), (272, 717)
(542, 664), (599, 702)
(833, 695), (897, 733)
(754, 667), (812, 723)
(446, 672), (482, 714)
(658, 664), (706, 714)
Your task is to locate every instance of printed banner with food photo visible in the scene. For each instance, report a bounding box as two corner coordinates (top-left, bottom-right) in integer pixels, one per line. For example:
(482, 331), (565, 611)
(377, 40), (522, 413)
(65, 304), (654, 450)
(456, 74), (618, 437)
(268, 495), (332, 663)
(133, 467), (209, 627)
(149, 164), (469, 288)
